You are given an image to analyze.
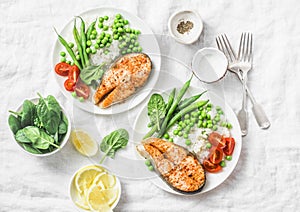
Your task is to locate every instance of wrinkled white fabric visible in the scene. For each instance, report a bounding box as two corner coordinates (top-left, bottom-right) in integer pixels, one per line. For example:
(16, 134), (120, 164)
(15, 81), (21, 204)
(1, 0), (299, 211)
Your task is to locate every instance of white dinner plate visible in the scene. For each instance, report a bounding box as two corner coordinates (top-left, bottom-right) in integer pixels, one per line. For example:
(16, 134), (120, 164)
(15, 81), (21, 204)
(52, 7), (161, 114)
(133, 86), (242, 195)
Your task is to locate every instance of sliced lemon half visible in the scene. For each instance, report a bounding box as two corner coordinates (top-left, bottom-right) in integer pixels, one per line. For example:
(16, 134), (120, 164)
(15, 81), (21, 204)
(92, 172), (116, 189)
(71, 129), (98, 157)
(75, 165), (104, 193)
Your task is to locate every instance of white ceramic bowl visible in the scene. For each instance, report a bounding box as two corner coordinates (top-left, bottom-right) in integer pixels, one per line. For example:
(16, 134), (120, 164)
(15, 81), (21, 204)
(13, 97), (71, 157)
(168, 10), (203, 44)
(192, 47), (228, 83)
(69, 164), (121, 211)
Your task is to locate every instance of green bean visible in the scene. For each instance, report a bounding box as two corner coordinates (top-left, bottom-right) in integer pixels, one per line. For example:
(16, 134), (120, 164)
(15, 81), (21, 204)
(86, 20), (96, 40)
(165, 88), (176, 112)
(73, 20), (85, 67)
(166, 100), (209, 130)
(143, 125), (158, 139)
(76, 16), (90, 66)
(54, 28), (82, 69)
(158, 77), (193, 138)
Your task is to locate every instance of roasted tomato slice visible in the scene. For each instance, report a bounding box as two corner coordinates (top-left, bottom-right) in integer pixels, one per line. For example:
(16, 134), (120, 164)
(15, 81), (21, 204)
(209, 147), (224, 164)
(64, 79), (76, 91)
(75, 79), (90, 99)
(203, 159), (222, 173)
(208, 132), (226, 148)
(68, 65), (80, 82)
(223, 137), (235, 156)
(55, 62), (71, 76)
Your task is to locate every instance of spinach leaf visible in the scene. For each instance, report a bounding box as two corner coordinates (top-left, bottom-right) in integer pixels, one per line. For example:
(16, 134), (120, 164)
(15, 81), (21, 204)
(99, 129), (129, 164)
(36, 94), (61, 135)
(15, 129), (32, 143)
(23, 126), (40, 143)
(20, 100), (36, 127)
(22, 144), (42, 154)
(147, 94), (166, 130)
(8, 114), (22, 134)
(58, 112), (68, 135)
(33, 130), (55, 150)
(80, 63), (105, 87)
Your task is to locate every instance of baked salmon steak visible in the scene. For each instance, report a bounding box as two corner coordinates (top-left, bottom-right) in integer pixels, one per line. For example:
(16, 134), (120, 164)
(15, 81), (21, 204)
(136, 138), (206, 194)
(93, 53), (152, 108)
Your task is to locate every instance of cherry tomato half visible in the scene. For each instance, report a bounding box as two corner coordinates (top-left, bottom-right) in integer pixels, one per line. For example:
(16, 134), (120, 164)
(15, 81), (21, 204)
(203, 159), (222, 173)
(209, 147), (224, 164)
(208, 132), (226, 148)
(64, 79), (76, 91)
(74, 79), (90, 99)
(55, 62), (71, 76)
(68, 65), (80, 83)
(223, 137), (235, 156)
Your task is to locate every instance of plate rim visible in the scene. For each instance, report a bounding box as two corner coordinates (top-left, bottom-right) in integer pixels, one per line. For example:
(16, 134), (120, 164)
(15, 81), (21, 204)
(51, 7), (161, 115)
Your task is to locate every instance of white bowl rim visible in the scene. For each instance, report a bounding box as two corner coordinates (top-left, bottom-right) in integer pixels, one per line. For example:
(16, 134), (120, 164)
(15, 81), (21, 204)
(69, 164), (122, 211)
(191, 47), (228, 83)
(11, 96), (71, 157)
(168, 9), (203, 44)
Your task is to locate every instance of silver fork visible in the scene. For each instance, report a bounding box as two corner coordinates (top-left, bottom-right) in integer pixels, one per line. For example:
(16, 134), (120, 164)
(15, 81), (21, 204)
(216, 33), (271, 134)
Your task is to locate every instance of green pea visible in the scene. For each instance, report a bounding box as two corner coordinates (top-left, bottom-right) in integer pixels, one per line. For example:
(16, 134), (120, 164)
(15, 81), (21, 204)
(148, 165), (154, 171)
(189, 122), (194, 127)
(133, 47), (138, 52)
(191, 111), (198, 117)
(177, 126), (182, 131)
(183, 133), (188, 139)
(207, 103), (212, 108)
(60, 57), (66, 62)
(220, 161), (226, 167)
(191, 117), (197, 122)
(145, 159), (151, 166)
(109, 38), (113, 43)
(90, 34), (96, 40)
(206, 143), (212, 149)
(173, 130), (179, 135)
(113, 34), (119, 40)
(227, 123), (232, 129)
(202, 121), (207, 128)
(214, 116), (220, 122)
(75, 55), (80, 60)
(126, 48), (132, 53)
(114, 19), (119, 24)
(129, 44), (134, 49)
(216, 106), (222, 111)
(71, 91), (77, 97)
(99, 32), (105, 39)
(68, 42), (74, 48)
(106, 43), (111, 48)
(79, 97), (84, 102)
(197, 121), (202, 128)
(66, 60), (71, 64)
(135, 29), (141, 34)
(118, 36), (123, 41)
(181, 123), (187, 128)
(206, 107), (211, 112)
(218, 110), (224, 115)
(221, 122), (227, 127)
(104, 15), (109, 20)
(207, 123), (213, 129)
(130, 34), (136, 39)
(184, 114), (190, 119)
(121, 50), (126, 55)
(103, 25), (109, 31)
(147, 123), (152, 128)
(60, 51), (66, 57)
(134, 41), (139, 47)
(99, 17), (104, 22)
(100, 44), (105, 48)
(96, 39), (101, 44)
(178, 131), (183, 137)
(86, 48), (91, 54)
(185, 139), (192, 146)
(91, 48), (96, 54)
(206, 114), (211, 120)
(91, 29), (97, 35)
(226, 155), (232, 161)
(169, 138), (174, 143)
(86, 40), (92, 46)
(125, 28), (131, 33)
(116, 13), (122, 19)
(123, 19), (129, 25)
(125, 37), (130, 43)
(117, 27), (123, 33)
(101, 38), (108, 44)
(104, 50), (110, 55)
(198, 115), (203, 121)
(198, 107), (203, 111)
(164, 133), (170, 139)
(94, 44), (99, 49)
(212, 125), (218, 131)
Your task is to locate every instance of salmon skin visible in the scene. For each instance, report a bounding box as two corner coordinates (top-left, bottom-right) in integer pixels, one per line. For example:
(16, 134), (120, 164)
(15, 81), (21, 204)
(136, 138), (206, 194)
(93, 53), (152, 108)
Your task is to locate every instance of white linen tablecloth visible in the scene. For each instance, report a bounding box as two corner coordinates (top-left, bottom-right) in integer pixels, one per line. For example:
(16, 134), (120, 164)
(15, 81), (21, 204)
(1, 0), (299, 211)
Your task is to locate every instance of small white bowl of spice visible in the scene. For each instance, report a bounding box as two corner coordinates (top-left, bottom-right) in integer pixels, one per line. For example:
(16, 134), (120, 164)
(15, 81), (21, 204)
(168, 10), (203, 44)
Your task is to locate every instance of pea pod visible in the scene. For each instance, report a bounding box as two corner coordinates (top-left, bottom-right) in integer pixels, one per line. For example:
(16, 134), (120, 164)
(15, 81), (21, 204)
(54, 28), (82, 69)
(166, 100), (209, 130)
(73, 19), (85, 68)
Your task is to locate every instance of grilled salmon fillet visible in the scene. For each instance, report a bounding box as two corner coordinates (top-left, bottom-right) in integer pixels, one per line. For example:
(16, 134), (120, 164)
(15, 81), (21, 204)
(136, 138), (206, 194)
(93, 53), (152, 108)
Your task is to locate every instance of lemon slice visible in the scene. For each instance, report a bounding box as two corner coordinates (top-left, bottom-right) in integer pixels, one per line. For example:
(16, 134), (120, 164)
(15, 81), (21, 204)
(93, 172), (116, 189)
(75, 165), (104, 193)
(87, 185), (118, 211)
(75, 191), (89, 210)
(71, 130), (98, 157)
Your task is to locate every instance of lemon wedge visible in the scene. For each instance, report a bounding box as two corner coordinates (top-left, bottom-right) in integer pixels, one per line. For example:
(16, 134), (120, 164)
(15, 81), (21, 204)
(87, 185), (118, 211)
(75, 165), (104, 193)
(93, 172), (116, 189)
(71, 130), (98, 157)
